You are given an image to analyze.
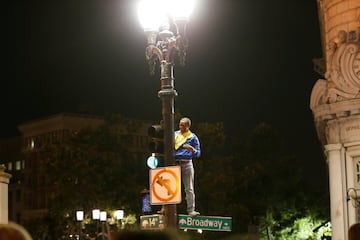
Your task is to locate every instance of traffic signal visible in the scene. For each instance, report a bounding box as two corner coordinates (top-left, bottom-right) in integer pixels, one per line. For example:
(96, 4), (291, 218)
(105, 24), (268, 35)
(147, 125), (164, 168)
(148, 124), (164, 154)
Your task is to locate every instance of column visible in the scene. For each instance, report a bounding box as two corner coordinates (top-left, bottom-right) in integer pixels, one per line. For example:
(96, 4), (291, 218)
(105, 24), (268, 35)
(325, 144), (346, 240)
(0, 165), (12, 224)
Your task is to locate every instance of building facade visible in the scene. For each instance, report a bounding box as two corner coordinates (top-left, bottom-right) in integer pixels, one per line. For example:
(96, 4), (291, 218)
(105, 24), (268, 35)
(310, 0), (360, 239)
(0, 113), (150, 224)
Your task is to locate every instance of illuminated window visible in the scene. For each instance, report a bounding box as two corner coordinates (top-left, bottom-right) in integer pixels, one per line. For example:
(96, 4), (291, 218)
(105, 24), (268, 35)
(15, 161), (21, 171)
(27, 138), (35, 149)
(7, 162), (12, 171)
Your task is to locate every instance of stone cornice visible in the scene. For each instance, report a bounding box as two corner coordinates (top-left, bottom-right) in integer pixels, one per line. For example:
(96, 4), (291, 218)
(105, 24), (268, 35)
(311, 97), (360, 121)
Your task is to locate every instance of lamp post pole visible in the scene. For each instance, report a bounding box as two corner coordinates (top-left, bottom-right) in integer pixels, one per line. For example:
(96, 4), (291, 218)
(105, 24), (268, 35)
(92, 209), (100, 238)
(100, 211), (107, 240)
(76, 210), (84, 240)
(115, 209), (124, 229)
(138, 0), (194, 229)
(159, 59), (177, 228)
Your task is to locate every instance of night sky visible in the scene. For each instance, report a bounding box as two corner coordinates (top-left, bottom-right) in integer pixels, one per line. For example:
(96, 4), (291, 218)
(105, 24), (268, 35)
(7, 0), (326, 184)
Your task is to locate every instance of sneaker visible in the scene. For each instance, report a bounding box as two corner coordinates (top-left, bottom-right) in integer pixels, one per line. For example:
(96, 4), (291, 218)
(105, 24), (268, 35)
(188, 211), (200, 216)
(157, 207), (165, 215)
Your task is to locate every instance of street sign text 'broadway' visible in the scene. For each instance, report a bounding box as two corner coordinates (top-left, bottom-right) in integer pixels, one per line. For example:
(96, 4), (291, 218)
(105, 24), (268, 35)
(178, 214), (232, 231)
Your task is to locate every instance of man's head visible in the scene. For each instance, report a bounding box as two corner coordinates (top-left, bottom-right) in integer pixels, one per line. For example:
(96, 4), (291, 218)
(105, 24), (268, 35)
(349, 223), (360, 240)
(179, 117), (191, 133)
(0, 222), (32, 240)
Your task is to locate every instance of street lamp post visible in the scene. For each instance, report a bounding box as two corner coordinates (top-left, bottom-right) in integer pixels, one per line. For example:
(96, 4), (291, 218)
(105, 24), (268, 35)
(100, 211), (107, 240)
(76, 210), (84, 240)
(115, 209), (124, 229)
(138, 0), (194, 229)
(92, 209), (100, 238)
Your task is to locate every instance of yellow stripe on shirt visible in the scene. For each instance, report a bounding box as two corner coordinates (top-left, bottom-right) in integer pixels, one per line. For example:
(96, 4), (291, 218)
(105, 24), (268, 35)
(174, 130), (193, 150)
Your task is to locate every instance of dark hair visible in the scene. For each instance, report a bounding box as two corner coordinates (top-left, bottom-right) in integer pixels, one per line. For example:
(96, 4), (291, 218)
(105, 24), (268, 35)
(112, 230), (182, 240)
(349, 223), (360, 240)
(0, 222), (32, 240)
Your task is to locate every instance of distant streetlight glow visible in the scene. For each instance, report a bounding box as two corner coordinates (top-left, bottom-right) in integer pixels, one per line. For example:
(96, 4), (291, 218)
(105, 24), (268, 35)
(100, 211), (107, 222)
(115, 210), (124, 220)
(76, 210), (84, 221)
(92, 209), (100, 220)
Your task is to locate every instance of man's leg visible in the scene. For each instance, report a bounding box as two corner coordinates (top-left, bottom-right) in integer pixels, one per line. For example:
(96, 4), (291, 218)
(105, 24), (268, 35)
(182, 162), (196, 214)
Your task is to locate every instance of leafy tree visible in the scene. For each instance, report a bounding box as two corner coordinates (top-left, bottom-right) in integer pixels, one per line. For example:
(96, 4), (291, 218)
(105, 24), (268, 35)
(192, 121), (329, 238)
(22, 115), (330, 239)
(39, 115), (148, 239)
(229, 122), (329, 238)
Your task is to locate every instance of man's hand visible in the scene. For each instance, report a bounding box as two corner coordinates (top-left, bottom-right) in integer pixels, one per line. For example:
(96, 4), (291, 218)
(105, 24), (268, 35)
(183, 144), (195, 153)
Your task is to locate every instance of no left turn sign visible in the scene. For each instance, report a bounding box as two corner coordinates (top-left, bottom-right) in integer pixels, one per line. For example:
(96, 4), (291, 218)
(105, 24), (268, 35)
(150, 166), (181, 205)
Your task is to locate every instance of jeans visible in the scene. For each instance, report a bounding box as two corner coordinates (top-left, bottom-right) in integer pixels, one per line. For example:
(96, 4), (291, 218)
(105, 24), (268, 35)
(180, 161), (195, 213)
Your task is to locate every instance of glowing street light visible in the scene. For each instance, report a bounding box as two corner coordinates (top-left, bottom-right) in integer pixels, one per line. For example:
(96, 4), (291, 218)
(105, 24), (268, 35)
(115, 210), (124, 220)
(76, 210), (84, 221)
(92, 209), (100, 220)
(169, 0), (195, 21)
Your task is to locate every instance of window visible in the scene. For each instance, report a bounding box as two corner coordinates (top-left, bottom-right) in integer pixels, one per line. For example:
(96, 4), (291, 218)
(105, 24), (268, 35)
(7, 162), (12, 171)
(16, 190), (21, 202)
(30, 138), (35, 149)
(26, 137), (35, 149)
(15, 161), (21, 171)
(354, 157), (360, 222)
(355, 156), (360, 188)
(357, 200), (360, 223)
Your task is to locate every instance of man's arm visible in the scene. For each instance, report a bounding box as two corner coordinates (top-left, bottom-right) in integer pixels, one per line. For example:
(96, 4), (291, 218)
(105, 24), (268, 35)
(184, 135), (200, 158)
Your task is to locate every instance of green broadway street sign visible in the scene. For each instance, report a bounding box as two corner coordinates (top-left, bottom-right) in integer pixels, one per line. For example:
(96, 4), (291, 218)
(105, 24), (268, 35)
(178, 214), (232, 232)
(140, 214), (165, 230)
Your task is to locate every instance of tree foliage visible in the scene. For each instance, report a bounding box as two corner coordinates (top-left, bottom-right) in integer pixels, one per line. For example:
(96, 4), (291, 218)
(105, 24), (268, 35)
(25, 116), (329, 239)
(192, 121), (329, 238)
(38, 115), (148, 239)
